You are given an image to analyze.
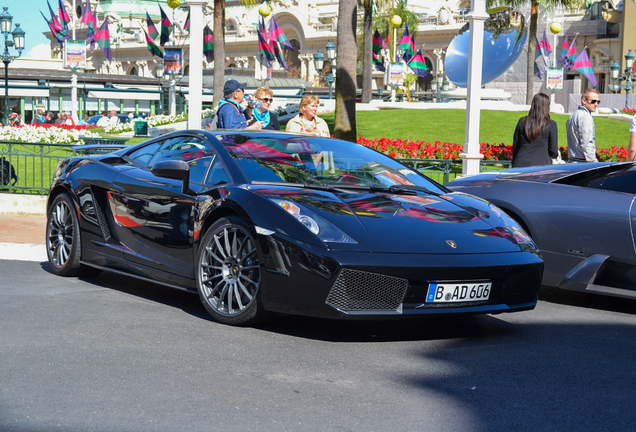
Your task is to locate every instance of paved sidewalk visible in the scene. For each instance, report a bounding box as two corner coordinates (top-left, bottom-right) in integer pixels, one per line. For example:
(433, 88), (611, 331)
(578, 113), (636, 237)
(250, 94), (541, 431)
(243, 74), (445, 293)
(0, 214), (48, 262)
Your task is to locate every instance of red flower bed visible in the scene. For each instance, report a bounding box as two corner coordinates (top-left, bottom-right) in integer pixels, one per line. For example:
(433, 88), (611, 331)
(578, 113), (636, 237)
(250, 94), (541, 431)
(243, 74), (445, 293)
(9, 123), (97, 131)
(357, 137), (628, 163)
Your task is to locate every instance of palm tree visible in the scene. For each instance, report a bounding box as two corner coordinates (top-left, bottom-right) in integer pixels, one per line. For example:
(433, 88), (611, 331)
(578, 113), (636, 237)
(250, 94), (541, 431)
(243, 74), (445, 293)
(359, 0), (375, 103)
(212, 0), (261, 108)
(213, 0), (226, 108)
(492, 0), (584, 104)
(334, 0), (358, 141)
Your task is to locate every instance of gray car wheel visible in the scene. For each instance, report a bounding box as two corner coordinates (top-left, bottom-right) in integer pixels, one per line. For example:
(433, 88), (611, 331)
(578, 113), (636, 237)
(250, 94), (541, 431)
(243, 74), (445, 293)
(196, 217), (264, 325)
(47, 193), (82, 276)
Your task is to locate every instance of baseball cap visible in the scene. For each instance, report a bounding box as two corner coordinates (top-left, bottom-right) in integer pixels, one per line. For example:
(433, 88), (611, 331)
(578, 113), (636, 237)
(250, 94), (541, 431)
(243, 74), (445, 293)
(224, 79), (247, 95)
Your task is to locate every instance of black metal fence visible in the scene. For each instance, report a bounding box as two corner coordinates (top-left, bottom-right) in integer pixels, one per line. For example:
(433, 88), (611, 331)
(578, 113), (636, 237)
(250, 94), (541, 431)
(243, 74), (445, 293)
(0, 141), (76, 194)
(0, 141), (512, 195)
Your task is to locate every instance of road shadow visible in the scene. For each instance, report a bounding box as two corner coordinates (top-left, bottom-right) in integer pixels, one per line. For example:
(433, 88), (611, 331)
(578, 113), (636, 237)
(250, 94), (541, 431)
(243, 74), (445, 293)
(539, 285), (636, 315)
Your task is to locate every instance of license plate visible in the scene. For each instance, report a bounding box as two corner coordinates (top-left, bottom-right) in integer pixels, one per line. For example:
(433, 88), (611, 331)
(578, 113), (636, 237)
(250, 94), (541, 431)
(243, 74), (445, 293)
(426, 282), (492, 303)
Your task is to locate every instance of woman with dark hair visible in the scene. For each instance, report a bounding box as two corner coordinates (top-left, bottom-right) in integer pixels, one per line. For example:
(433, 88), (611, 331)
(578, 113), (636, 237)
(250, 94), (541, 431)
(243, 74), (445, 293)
(512, 93), (559, 167)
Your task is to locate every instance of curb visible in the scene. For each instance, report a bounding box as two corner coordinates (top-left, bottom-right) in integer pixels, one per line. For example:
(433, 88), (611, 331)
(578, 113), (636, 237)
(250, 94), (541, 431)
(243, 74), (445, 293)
(0, 193), (47, 215)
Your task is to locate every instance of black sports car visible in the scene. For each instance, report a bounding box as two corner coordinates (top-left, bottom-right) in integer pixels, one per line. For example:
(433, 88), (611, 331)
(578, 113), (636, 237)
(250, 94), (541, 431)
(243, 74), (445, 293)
(447, 162), (636, 300)
(46, 130), (543, 325)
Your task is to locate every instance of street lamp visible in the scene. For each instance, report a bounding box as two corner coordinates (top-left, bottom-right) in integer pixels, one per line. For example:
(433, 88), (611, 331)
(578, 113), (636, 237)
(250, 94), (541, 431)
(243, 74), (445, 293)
(315, 39), (336, 99)
(0, 7), (25, 126)
(611, 50), (636, 109)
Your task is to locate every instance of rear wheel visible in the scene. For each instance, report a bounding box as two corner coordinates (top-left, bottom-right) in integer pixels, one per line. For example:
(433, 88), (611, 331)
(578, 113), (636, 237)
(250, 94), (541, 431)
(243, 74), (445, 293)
(196, 217), (264, 326)
(47, 193), (82, 276)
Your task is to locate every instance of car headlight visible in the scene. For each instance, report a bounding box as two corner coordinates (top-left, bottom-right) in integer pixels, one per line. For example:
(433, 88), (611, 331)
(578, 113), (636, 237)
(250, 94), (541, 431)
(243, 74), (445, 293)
(270, 198), (357, 244)
(489, 204), (541, 256)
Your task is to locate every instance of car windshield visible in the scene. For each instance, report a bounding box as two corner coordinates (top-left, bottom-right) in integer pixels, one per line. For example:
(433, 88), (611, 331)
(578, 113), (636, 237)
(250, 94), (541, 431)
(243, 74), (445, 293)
(217, 133), (445, 193)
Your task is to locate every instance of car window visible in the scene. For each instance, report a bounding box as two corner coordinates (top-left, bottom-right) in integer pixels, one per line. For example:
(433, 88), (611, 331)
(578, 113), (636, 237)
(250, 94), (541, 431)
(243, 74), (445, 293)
(205, 156), (230, 187)
(584, 169), (636, 194)
(128, 141), (162, 167)
(218, 134), (446, 193)
(145, 136), (217, 186)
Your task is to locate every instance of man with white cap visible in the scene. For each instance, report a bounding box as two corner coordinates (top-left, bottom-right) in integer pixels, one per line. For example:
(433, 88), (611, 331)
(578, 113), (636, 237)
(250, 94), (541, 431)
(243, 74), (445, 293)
(216, 79), (262, 130)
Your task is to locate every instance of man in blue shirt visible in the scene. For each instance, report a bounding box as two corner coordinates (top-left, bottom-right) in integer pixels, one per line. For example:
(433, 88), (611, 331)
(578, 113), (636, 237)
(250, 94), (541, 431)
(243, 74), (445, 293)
(216, 80), (263, 130)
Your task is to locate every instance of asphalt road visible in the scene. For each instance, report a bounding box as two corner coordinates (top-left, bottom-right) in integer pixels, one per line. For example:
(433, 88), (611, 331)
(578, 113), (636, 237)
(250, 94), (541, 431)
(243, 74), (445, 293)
(1, 259), (635, 432)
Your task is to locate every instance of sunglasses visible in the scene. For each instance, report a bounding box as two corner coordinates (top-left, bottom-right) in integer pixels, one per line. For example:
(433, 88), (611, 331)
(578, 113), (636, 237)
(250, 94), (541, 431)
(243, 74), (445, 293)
(587, 99), (600, 105)
(259, 98), (273, 103)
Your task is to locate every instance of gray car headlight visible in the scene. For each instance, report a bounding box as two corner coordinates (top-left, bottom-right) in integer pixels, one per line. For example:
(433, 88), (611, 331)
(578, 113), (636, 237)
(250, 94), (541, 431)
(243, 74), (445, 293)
(269, 198), (357, 244)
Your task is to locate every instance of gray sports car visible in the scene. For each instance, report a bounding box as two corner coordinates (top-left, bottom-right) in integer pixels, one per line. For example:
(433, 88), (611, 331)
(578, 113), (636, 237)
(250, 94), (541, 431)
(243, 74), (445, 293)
(446, 162), (636, 300)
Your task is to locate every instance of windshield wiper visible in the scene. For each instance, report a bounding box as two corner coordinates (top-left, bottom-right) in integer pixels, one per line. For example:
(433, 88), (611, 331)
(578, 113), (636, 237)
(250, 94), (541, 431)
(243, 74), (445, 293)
(387, 184), (445, 196)
(250, 181), (349, 193)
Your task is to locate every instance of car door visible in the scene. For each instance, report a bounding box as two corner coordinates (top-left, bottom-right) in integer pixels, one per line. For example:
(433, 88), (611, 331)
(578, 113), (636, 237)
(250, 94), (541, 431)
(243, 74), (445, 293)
(107, 134), (228, 279)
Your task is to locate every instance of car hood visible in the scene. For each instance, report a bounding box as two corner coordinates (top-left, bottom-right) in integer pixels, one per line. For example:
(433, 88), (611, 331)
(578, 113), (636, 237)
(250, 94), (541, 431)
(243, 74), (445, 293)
(251, 186), (522, 254)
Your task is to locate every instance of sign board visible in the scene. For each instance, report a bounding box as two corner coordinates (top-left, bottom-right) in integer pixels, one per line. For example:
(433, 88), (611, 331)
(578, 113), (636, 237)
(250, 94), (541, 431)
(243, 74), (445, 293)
(164, 48), (183, 75)
(546, 67), (564, 91)
(64, 40), (86, 70)
(390, 63), (405, 86)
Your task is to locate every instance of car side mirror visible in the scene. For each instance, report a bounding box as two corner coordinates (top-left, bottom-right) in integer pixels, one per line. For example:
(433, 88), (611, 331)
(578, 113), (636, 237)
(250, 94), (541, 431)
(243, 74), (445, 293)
(151, 160), (190, 194)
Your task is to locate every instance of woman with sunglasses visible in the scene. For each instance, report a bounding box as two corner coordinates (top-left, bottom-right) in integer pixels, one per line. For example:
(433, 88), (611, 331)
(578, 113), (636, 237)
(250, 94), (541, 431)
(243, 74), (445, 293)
(246, 87), (280, 130)
(512, 93), (559, 167)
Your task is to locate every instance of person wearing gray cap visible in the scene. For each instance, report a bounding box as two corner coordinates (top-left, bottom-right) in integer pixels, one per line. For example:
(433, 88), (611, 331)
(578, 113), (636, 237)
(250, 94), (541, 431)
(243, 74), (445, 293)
(216, 79), (263, 130)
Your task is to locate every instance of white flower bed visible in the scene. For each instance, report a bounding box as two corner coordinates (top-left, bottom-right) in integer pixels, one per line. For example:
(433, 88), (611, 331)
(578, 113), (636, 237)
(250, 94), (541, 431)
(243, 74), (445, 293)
(0, 125), (101, 144)
(104, 113), (187, 134)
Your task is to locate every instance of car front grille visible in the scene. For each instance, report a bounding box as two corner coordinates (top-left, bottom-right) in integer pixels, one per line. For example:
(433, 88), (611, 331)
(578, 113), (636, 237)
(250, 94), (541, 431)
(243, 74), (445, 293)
(326, 268), (409, 313)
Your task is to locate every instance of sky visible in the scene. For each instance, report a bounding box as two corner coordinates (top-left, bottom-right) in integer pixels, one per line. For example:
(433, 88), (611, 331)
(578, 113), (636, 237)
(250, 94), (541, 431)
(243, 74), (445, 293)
(10, 0), (76, 59)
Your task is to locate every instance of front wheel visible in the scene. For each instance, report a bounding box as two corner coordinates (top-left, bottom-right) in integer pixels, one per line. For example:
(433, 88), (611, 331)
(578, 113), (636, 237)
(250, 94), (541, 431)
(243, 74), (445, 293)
(196, 217), (264, 326)
(46, 193), (82, 276)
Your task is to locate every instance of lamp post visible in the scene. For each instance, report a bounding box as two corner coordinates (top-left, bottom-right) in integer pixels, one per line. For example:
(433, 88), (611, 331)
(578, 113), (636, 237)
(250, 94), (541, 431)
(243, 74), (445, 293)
(0, 7), (25, 126)
(430, 71), (448, 102)
(314, 39), (336, 99)
(610, 50), (636, 108)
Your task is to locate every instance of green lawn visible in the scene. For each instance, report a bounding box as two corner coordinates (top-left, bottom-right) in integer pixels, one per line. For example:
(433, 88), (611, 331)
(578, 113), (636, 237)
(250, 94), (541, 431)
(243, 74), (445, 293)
(318, 109), (632, 150)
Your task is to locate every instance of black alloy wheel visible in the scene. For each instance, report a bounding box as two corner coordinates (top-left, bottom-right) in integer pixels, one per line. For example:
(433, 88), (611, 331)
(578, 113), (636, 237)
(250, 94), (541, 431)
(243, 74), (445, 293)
(196, 216), (264, 325)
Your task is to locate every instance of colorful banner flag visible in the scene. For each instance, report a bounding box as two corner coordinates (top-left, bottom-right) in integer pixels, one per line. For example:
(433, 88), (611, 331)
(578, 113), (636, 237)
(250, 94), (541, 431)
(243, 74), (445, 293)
(184, 10), (190, 34)
(258, 28), (276, 65)
(203, 25), (214, 63)
(534, 41), (543, 79)
(572, 49), (597, 85)
(143, 28), (162, 58)
(565, 34), (578, 71)
(39, 10), (63, 46)
(400, 23), (415, 63)
(47, 0), (62, 32)
(160, 6), (172, 46)
(94, 19), (112, 62)
(559, 30), (569, 68)
(268, 16), (293, 51)
(372, 30), (385, 71)
(146, 12), (159, 40)
(81, 0), (96, 32)
(407, 49), (427, 78)
(539, 29), (552, 68)
(386, 21), (390, 48)
(271, 39), (289, 70)
(58, 0), (71, 24)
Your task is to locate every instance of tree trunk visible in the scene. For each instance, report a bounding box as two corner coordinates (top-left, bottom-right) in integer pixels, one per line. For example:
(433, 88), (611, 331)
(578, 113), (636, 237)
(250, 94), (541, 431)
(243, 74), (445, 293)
(213, 0), (226, 109)
(334, 0), (358, 141)
(525, 1), (539, 105)
(361, 2), (373, 104)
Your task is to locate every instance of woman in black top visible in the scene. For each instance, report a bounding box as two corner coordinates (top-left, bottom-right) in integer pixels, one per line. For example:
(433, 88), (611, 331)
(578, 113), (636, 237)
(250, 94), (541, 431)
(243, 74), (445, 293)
(512, 93), (559, 167)
(245, 87), (280, 130)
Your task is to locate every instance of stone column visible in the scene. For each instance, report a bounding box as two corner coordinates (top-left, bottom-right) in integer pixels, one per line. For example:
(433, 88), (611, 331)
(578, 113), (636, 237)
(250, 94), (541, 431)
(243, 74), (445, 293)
(187, 0), (206, 129)
(460, 0), (488, 175)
